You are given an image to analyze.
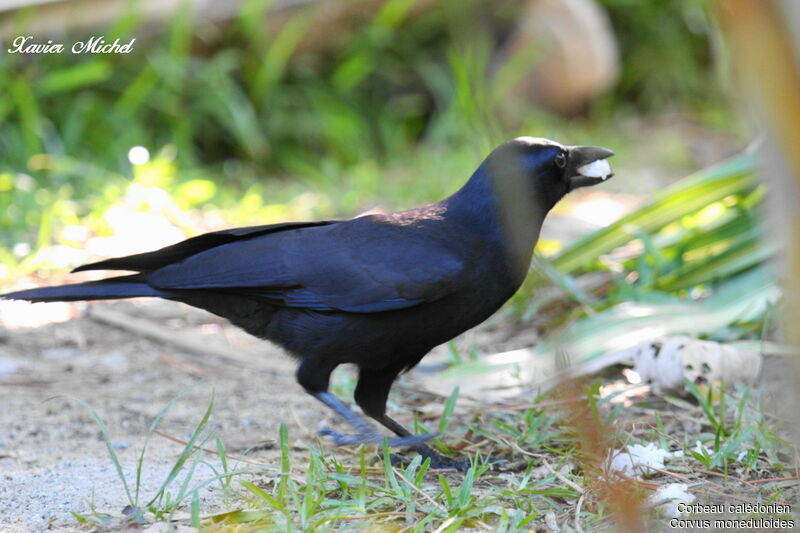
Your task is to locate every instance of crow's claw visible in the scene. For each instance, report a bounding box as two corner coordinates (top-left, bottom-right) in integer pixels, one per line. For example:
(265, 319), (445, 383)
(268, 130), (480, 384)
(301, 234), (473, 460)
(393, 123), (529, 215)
(391, 446), (507, 471)
(319, 427), (434, 447)
(485, 456), (507, 469)
(427, 455), (472, 471)
(390, 448), (471, 471)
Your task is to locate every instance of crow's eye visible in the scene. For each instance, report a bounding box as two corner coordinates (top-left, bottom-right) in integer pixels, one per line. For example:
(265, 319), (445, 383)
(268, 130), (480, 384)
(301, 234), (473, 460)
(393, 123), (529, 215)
(554, 153), (567, 169)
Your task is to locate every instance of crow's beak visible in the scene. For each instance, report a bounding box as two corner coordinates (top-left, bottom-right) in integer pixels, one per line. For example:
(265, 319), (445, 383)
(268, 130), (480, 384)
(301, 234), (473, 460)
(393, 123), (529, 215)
(566, 146), (614, 190)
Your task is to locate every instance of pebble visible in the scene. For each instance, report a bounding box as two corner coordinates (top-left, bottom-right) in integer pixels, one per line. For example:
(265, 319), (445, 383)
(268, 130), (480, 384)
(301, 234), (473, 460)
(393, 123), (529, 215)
(0, 357), (20, 377)
(101, 352), (129, 368)
(41, 348), (82, 360)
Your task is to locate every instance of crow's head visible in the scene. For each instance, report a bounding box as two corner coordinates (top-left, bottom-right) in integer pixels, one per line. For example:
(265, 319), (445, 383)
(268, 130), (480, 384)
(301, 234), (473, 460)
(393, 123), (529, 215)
(454, 136), (615, 228)
(475, 137), (614, 260)
(492, 137), (614, 202)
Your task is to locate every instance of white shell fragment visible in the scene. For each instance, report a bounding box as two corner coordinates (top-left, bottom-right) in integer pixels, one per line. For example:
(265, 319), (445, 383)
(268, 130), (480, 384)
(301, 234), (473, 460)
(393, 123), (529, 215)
(609, 442), (681, 479)
(629, 336), (762, 395)
(650, 483), (696, 518)
(577, 158), (612, 179)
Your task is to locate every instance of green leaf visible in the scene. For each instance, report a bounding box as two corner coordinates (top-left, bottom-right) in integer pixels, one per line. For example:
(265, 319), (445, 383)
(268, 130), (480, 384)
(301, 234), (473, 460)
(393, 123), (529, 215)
(12, 77), (42, 155)
(241, 480), (283, 511)
(438, 386), (459, 434)
(36, 61), (112, 96)
(551, 152), (756, 276)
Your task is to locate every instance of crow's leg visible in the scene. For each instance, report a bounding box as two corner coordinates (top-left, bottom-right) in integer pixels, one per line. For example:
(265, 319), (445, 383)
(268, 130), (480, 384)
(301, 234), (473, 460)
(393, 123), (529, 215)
(297, 357), (430, 448)
(311, 392), (431, 447)
(354, 367), (470, 471)
(375, 413), (471, 471)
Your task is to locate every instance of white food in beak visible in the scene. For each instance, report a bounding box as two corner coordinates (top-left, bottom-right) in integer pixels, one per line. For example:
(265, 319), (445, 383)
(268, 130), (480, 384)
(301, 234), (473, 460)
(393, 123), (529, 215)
(577, 159), (612, 180)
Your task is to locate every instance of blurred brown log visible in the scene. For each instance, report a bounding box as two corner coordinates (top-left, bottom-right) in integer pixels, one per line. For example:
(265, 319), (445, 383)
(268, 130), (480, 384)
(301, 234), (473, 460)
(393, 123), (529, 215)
(714, 0), (800, 440)
(499, 0), (620, 116)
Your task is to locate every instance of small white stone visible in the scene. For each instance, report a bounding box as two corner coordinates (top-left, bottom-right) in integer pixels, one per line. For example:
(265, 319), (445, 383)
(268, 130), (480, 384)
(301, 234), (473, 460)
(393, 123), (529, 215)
(577, 159), (611, 179)
(609, 442), (682, 479)
(0, 357), (21, 377)
(650, 483), (696, 518)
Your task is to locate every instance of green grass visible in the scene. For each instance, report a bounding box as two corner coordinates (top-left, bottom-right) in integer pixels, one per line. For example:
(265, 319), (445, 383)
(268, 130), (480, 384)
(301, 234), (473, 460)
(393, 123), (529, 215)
(64, 386), (247, 526)
(70, 387), (578, 531)
(683, 381), (788, 475)
(65, 373), (794, 531)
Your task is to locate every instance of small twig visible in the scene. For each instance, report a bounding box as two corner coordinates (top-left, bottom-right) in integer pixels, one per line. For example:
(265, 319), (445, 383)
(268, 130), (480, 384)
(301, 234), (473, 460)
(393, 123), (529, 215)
(484, 396), (590, 412)
(641, 465), (695, 484)
(393, 468), (447, 514)
(493, 434), (556, 463)
(543, 459), (584, 495)
(795, 448), (800, 490)
(156, 352), (218, 376)
(461, 438), (492, 452)
(494, 435), (535, 458)
(574, 493), (585, 533)
(88, 306), (272, 368)
(398, 514), (429, 533)
(289, 404), (319, 443)
(153, 429), (264, 467)
(432, 516), (457, 533)
(338, 511), (424, 522)
(152, 429), (306, 482)
(601, 469), (660, 490)
(742, 476), (798, 485)
(693, 468), (741, 479)
(0, 379), (54, 387)
(642, 464), (767, 503)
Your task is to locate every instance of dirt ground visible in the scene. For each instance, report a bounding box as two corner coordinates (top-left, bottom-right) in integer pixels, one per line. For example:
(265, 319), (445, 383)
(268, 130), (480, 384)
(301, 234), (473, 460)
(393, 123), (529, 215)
(0, 299), (330, 532)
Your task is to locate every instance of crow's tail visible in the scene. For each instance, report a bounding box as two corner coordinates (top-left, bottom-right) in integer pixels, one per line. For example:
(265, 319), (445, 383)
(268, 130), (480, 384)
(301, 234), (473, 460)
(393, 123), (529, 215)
(1, 274), (170, 303)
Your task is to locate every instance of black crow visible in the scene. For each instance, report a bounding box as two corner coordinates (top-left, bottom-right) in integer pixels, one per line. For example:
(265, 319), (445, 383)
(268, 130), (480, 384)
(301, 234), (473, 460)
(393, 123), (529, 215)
(2, 137), (613, 468)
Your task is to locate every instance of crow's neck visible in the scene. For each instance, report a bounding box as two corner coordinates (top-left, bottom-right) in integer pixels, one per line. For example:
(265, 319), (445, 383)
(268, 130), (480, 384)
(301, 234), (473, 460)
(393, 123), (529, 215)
(443, 166), (501, 233)
(442, 165), (547, 279)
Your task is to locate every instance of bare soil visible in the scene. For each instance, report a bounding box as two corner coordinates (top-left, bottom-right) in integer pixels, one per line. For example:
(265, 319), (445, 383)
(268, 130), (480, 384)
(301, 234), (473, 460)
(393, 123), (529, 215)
(0, 299), (325, 532)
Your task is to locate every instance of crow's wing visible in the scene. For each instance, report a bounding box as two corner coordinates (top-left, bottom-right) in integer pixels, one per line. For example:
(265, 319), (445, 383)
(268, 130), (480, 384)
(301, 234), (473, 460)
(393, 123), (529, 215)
(147, 214), (467, 313)
(282, 215), (467, 312)
(72, 220), (333, 273)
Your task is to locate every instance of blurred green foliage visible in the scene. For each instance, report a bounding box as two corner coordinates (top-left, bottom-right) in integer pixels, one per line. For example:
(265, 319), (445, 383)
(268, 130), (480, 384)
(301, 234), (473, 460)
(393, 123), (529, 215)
(598, 0), (723, 111)
(526, 152), (774, 334)
(0, 0), (729, 277)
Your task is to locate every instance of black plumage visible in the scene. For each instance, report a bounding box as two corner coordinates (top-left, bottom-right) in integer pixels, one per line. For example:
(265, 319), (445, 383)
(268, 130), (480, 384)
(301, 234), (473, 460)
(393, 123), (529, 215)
(3, 137), (613, 468)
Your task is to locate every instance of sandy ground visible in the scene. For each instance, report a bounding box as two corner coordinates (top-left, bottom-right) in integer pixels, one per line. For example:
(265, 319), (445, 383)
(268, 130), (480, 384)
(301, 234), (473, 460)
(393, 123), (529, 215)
(0, 299), (328, 532)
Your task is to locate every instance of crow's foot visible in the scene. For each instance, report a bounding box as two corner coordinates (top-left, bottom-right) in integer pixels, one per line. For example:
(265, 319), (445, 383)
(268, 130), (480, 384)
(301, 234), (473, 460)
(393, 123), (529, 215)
(318, 427), (434, 448)
(390, 446), (471, 471)
(391, 447), (509, 471)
